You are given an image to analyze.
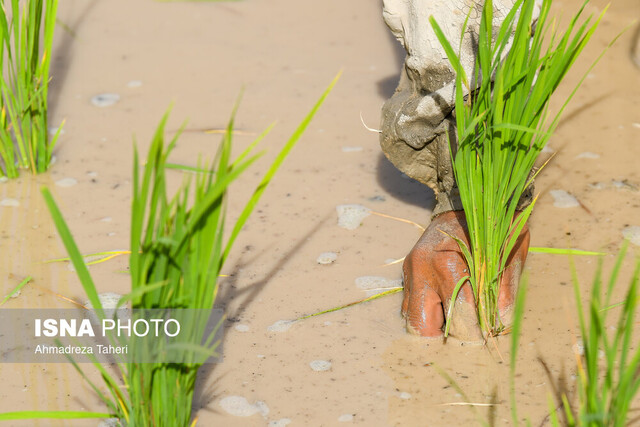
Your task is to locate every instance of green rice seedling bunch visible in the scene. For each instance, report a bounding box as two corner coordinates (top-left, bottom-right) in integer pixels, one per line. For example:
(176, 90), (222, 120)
(0, 74), (338, 424)
(429, 0), (607, 337)
(508, 245), (640, 426)
(0, 0), (61, 178)
(558, 244), (640, 426)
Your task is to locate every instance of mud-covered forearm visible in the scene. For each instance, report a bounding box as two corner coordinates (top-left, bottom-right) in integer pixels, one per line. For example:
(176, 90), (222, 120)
(380, 0), (540, 215)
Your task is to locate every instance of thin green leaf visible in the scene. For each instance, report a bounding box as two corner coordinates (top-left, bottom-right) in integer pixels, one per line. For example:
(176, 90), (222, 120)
(0, 275), (31, 306)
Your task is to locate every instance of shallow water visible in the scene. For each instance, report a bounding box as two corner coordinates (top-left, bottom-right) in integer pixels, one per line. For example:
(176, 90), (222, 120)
(1, 0), (639, 425)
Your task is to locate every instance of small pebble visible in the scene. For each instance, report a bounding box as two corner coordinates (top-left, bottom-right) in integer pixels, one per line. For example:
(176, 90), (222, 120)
(576, 152), (600, 159)
(399, 392), (412, 400)
(97, 419), (121, 427)
(338, 414), (354, 422)
(588, 182), (606, 190)
(91, 93), (120, 107)
(336, 204), (371, 230)
(48, 127), (64, 136)
(9, 290), (20, 299)
(87, 171), (98, 178)
(368, 195), (386, 202)
(127, 80), (142, 88)
(234, 324), (250, 332)
(254, 401), (269, 417)
(341, 146), (363, 153)
(0, 198), (20, 207)
(100, 217), (112, 223)
(85, 292), (129, 324)
(622, 226), (640, 246)
(612, 180), (639, 192)
(267, 320), (294, 333)
(268, 419), (292, 427)
(573, 342), (604, 358)
(84, 292), (123, 310)
(310, 360), (332, 371)
(550, 190), (579, 208)
(632, 123), (640, 129)
(219, 396), (268, 417)
(316, 252), (338, 265)
(55, 177), (77, 188)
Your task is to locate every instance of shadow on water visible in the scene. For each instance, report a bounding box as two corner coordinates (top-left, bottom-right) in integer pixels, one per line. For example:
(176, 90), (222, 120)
(48, 0), (100, 118)
(537, 356), (573, 426)
(375, 153), (436, 212)
(192, 215), (329, 411)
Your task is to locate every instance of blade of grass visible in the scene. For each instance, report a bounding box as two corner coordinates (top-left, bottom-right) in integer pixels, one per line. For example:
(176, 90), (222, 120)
(0, 275), (31, 306)
(41, 187), (104, 319)
(0, 411), (114, 421)
(222, 71), (341, 264)
(295, 287), (402, 321)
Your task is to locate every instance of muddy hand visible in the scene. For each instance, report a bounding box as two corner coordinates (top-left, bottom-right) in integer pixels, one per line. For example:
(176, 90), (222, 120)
(401, 211), (530, 341)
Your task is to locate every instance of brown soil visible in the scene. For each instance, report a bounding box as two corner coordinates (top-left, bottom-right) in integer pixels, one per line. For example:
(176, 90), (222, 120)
(1, 0), (639, 425)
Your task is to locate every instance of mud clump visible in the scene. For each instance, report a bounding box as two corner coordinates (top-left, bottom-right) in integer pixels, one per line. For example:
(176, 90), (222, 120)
(336, 204), (371, 230)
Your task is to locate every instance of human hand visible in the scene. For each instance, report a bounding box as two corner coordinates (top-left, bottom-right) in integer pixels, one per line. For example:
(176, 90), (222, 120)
(401, 210), (530, 341)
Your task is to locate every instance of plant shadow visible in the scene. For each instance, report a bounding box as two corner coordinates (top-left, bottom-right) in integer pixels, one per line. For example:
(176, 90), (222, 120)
(192, 214), (330, 412)
(537, 356), (574, 426)
(49, 0), (100, 118)
(375, 153), (436, 211)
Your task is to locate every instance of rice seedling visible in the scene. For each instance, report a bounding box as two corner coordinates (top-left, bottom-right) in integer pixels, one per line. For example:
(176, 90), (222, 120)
(0, 74), (339, 424)
(429, 0), (609, 337)
(507, 242), (640, 426)
(0, 0), (61, 178)
(558, 243), (640, 426)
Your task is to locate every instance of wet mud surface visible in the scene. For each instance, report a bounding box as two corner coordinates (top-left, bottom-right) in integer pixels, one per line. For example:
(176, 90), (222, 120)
(0, 0), (639, 425)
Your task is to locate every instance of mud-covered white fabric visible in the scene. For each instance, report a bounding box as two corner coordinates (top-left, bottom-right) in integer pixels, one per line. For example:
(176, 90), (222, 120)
(380, 0), (540, 216)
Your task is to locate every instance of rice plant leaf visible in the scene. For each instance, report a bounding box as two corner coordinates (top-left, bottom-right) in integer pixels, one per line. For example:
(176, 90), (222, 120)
(528, 247), (606, 256)
(63, 352), (120, 415)
(605, 239), (628, 303)
(491, 122), (551, 137)
(0, 411), (113, 420)
(547, 395), (561, 427)
(43, 250), (131, 266)
(432, 364), (481, 422)
(429, 16), (469, 90)
(444, 275), (471, 338)
(0, 275), (31, 306)
(222, 71), (341, 263)
(510, 275), (527, 425)
(430, 0), (608, 336)
(438, 228), (474, 275)
(116, 280), (169, 307)
(41, 187), (104, 319)
(296, 287), (402, 321)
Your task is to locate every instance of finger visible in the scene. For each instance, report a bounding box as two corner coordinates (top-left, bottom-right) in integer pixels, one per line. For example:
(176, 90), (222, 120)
(401, 266), (411, 317)
(405, 283), (445, 337)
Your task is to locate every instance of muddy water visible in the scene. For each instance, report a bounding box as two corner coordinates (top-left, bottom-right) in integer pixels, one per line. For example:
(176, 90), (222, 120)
(0, 0), (638, 425)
